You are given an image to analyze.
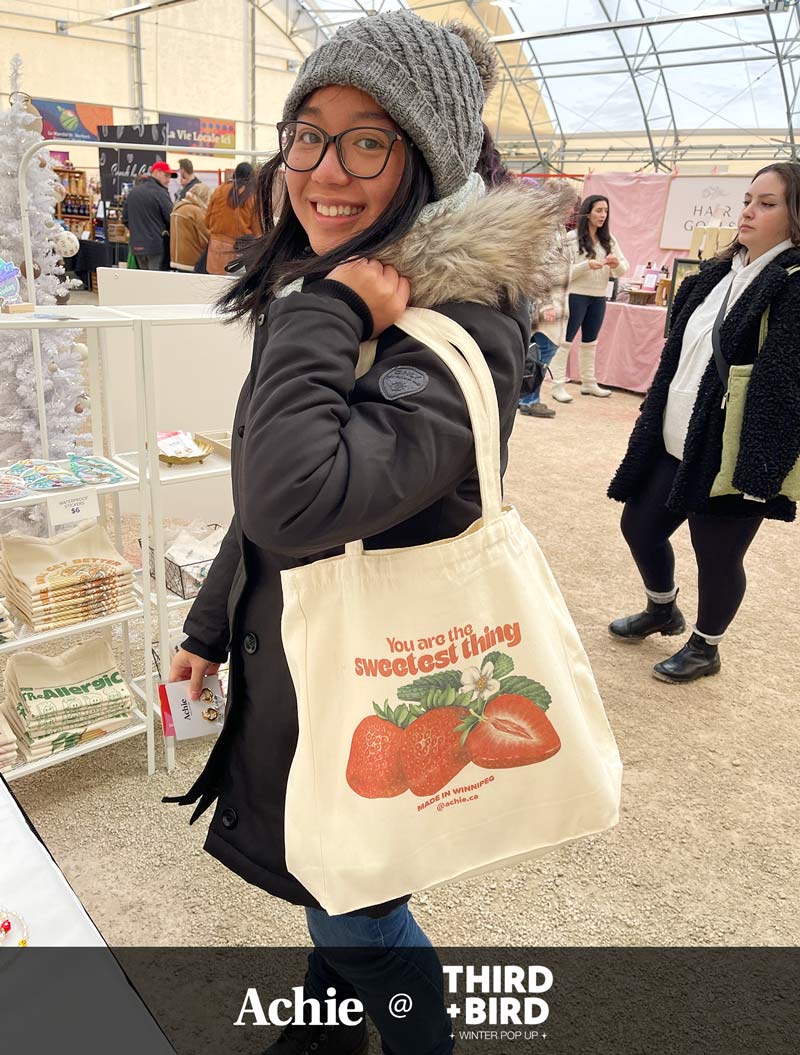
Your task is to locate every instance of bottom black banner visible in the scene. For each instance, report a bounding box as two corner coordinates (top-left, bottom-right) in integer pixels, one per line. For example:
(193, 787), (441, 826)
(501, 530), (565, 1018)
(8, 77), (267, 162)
(1, 947), (796, 1054)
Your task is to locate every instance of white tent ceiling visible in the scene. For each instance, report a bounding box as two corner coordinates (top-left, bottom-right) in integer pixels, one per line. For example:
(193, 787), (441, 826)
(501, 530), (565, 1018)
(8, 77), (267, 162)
(283, 0), (800, 170)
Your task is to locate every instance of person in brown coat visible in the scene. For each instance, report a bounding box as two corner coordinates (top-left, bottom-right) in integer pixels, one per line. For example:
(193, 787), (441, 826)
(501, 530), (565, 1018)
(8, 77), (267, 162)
(204, 162), (261, 275)
(169, 182), (211, 271)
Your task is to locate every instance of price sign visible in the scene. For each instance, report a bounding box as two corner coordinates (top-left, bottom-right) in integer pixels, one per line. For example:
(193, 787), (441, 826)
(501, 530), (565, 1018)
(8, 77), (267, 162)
(46, 488), (100, 531)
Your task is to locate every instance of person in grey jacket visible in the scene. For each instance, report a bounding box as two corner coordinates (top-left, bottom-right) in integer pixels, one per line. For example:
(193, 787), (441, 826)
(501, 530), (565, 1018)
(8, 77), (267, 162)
(121, 160), (174, 269)
(164, 12), (567, 1055)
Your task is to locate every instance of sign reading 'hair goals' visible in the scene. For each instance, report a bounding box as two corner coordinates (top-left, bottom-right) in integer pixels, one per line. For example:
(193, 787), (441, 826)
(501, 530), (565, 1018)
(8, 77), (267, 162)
(660, 175), (751, 250)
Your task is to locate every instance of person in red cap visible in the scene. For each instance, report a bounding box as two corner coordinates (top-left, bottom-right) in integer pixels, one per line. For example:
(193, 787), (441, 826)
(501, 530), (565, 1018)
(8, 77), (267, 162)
(122, 160), (175, 270)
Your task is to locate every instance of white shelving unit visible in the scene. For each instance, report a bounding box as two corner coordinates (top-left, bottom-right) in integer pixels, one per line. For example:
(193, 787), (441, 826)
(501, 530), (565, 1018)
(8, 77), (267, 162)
(0, 307), (158, 780)
(120, 304), (231, 773)
(0, 303), (234, 779)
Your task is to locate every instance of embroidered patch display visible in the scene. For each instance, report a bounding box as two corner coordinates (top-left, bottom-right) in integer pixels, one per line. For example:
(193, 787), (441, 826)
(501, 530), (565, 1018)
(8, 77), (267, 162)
(379, 366), (429, 401)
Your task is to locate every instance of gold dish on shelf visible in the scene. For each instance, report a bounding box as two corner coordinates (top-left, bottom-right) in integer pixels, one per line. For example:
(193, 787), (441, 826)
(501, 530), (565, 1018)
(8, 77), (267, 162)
(157, 437), (214, 467)
(194, 430), (232, 459)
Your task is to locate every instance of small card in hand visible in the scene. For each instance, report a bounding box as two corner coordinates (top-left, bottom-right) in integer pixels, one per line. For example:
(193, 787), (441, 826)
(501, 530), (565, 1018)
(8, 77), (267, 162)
(158, 675), (225, 739)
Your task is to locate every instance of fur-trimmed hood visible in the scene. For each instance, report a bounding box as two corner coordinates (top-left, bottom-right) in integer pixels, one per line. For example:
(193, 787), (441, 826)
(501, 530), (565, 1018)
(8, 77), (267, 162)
(378, 178), (576, 310)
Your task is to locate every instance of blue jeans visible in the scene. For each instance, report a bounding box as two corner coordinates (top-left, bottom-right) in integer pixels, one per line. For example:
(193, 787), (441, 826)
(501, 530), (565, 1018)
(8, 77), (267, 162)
(305, 904), (453, 1055)
(519, 331), (558, 405)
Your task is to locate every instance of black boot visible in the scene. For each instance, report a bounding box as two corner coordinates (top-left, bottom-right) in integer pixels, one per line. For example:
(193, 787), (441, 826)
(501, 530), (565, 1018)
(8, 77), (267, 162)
(262, 1021), (369, 1055)
(608, 595), (685, 642)
(652, 632), (721, 684)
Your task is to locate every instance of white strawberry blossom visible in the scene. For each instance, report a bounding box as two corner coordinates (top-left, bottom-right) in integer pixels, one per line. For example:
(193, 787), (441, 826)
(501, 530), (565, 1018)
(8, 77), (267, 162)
(460, 661), (500, 702)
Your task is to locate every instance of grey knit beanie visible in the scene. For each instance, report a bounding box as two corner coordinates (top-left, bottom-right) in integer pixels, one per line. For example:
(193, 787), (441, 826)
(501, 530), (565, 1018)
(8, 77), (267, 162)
(282, 11), (498, 200)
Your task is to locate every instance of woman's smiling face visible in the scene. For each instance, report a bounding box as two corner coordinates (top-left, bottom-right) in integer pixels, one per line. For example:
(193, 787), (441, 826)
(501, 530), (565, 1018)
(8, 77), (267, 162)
(284, 85), (407, 255)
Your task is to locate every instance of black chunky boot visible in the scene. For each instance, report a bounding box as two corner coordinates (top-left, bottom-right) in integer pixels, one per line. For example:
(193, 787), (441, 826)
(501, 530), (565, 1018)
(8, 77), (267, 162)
(608, 595), (685, 642)
(652, 632), (721, 684)
(262, 1021), (369, 1055)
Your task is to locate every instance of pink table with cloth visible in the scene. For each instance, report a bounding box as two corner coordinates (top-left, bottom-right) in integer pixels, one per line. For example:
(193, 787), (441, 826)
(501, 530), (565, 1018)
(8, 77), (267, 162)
(565, 301), (668, 393)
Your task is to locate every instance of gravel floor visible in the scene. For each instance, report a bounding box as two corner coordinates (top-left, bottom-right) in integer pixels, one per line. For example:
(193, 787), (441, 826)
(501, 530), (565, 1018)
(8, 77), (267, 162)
(9, 384), (799, 947)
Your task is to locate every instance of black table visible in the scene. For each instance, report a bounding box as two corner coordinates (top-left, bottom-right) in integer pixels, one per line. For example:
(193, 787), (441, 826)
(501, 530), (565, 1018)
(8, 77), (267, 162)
(70, 239), (128, 287)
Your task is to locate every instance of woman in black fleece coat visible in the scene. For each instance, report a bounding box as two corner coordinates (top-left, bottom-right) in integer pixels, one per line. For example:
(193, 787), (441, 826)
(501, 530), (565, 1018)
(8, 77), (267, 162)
(608, 162), (800, 684)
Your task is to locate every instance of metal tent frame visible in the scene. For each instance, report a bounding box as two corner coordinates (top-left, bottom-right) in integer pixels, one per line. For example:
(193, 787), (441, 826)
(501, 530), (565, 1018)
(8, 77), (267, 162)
(35, 0), (800, 170)
(283, 0), (800, 171)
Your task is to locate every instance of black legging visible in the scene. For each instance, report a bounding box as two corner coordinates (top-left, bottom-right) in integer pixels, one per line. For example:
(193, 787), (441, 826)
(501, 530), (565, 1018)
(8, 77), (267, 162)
(620, 452), (763, 637)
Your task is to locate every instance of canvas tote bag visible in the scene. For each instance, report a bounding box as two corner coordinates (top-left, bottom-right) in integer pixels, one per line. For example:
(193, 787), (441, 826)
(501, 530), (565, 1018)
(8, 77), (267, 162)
(281, 307), (622, 914)
(710, 264), (800, 501)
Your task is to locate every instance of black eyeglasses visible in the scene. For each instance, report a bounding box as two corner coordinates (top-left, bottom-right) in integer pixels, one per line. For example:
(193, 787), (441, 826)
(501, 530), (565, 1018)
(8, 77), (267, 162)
(277, 120), (406, 179)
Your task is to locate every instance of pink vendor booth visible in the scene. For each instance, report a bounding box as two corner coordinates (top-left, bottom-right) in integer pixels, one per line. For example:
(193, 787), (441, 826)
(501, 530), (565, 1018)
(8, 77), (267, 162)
(564, 171), (683, 393)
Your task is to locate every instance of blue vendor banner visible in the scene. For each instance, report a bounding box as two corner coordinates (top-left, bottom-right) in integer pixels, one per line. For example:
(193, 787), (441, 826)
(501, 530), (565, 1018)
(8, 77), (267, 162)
(34, 99), (114, 142)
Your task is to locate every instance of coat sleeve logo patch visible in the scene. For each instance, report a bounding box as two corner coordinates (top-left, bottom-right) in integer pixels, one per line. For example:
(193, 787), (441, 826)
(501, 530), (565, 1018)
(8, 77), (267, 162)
(378, 366), (429, 401)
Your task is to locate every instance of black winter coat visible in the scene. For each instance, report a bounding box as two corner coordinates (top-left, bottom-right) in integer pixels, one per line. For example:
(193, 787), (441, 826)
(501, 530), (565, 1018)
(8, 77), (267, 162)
(122, 177), (173, 255)
(164, 184), (568, 913)
(608, 247), (800, 522)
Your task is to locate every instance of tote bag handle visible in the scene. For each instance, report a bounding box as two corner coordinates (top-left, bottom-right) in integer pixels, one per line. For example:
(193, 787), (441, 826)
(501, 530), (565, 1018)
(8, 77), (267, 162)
(346, 307), (503, 557)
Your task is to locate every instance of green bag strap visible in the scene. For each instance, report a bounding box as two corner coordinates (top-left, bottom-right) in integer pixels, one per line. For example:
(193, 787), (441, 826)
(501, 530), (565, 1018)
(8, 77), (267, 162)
(758, 264), (800, 351)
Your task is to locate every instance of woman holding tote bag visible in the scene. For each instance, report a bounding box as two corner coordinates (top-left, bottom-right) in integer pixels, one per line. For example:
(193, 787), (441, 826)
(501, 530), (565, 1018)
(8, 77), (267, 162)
(164, 13), (619, 1055)
(608, 162), (800, 684)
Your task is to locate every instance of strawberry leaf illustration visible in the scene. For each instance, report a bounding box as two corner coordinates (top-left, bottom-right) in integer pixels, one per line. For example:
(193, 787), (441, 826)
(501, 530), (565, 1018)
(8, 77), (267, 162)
(372, 699), (390, 721)
(482, 650), (514, 679)
(397, 671), (462, 702)
(493, 676), (551, 712)
(456, 708), (482, 744)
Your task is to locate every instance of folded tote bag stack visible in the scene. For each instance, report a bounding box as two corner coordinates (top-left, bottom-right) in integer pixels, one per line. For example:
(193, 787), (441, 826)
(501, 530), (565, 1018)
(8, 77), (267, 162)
(282, 308), (622, 914)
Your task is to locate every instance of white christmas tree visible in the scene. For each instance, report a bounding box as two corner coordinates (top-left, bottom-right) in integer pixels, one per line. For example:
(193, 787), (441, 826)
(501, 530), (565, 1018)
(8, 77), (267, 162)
(0, 55), (89, 470)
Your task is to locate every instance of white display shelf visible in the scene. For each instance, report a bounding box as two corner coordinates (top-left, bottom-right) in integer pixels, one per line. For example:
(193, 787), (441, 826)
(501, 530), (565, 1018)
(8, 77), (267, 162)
(3, 707), (148, 782)
(111, 303), (225, 326)
(133, 576), (193, 611)
(0, 459), (138, 510)
(0, 600), (146, 657)
(0, 306), (135, 330)
(114, 449), (230, 486)
(130, 674), (153, 704)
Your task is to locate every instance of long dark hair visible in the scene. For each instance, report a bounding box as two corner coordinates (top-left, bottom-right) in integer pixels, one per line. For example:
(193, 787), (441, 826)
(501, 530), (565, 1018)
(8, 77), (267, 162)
(219, 144), (434, 325)
(577, 195), (612, 258)
(227, 161), (255, 209)
(718, 161), (800, 261)
(476, 124), (513, 189)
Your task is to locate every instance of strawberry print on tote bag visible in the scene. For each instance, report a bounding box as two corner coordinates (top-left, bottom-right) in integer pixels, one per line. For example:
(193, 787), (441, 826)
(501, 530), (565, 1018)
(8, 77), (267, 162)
(281, 308), (622, 915)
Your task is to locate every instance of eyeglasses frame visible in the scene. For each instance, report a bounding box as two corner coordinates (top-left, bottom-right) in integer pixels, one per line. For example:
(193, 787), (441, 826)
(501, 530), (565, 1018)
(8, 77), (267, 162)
(277, 120), (406, 179)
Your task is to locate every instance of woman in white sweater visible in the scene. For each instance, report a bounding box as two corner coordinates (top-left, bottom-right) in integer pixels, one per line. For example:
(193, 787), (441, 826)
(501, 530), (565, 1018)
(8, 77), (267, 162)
(550, 195), (629, 401)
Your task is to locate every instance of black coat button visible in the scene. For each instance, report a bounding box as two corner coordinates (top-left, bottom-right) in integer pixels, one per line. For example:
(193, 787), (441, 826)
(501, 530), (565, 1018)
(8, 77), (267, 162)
(243, 632), (259, 655)
(237, 424), (245, 438)
(256, 312), (265, 326)
(220, 807), (238, 829)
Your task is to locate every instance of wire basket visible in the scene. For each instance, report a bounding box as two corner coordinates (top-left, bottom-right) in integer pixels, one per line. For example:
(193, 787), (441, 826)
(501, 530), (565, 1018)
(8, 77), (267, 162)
(138, 540), (213, 600)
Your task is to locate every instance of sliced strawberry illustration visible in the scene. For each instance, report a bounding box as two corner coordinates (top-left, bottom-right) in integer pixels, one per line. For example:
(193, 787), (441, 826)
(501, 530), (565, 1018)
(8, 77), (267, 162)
(346, 704), (409, 799)
(400, 706), (471, 797)
(460, 693), (561, 769)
